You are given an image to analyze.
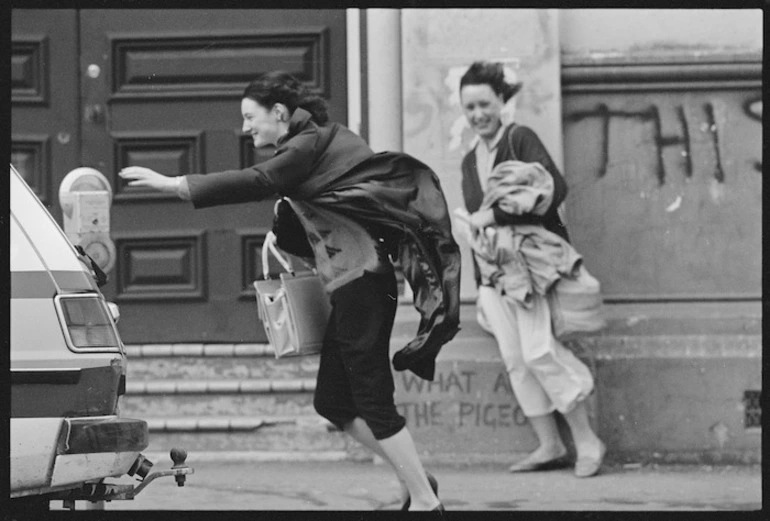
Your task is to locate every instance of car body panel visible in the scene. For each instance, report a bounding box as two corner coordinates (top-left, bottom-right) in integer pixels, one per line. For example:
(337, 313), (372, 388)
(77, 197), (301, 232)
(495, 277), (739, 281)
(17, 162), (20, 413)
(49, 452), (143, 489)
(10, 299), (123, 367)
(10, 164), (147, 499)
(10, 419), (63, 492)
(11, 362), (123, 418)
(10, 168), (86, 274)
(9, 216), (48, 273)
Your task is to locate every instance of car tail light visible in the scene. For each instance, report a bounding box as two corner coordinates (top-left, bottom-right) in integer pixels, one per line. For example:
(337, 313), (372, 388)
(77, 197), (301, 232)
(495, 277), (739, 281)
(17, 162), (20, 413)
(57, 295), (120, 350)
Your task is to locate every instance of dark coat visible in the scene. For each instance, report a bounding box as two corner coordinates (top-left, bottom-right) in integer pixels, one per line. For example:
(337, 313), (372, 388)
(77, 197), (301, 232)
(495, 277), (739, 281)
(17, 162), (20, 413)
(461, 123), (570, 286)
(186, 108), (460, 381)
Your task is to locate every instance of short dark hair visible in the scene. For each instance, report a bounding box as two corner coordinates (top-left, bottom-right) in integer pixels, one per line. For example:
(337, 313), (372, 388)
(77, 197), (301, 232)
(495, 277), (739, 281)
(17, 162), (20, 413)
(243, 71), (329, 125)
(459, 61), (522, 102)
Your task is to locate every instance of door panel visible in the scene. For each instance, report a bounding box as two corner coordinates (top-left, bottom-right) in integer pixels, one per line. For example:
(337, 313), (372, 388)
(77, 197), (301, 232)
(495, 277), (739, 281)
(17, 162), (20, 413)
(11, 10), (81, 222)
(77, 9), (348, 343)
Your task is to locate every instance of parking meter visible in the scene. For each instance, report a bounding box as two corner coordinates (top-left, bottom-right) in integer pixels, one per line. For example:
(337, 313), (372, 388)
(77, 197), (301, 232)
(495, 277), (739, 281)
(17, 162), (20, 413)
(59, 167), (116, 273)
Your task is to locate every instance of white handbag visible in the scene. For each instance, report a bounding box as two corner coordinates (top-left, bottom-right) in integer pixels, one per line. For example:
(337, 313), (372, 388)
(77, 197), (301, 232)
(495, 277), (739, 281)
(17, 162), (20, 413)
(253, 232), (331, 358)
(547, 264), (606, 341)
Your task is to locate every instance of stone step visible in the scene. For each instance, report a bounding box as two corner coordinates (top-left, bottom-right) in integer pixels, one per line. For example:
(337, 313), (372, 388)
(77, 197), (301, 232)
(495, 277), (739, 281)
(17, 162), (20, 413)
(120, 378), (316, 419)
(137, 415), (357, 456)
(125, 348), (319, 381)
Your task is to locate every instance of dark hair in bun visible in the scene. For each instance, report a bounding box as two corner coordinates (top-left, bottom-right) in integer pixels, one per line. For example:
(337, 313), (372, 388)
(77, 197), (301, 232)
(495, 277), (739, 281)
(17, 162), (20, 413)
(243, 71), (329, 125)
(459, 61), (522, 102)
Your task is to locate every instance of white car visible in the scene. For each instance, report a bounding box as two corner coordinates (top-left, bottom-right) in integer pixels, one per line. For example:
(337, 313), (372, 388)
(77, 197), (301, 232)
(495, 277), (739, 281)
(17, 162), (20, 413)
(10, 164), (191, 513)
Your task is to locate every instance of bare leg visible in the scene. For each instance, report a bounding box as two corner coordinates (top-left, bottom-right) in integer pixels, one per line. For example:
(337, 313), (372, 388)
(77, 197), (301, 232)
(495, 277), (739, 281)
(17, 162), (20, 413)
(343, 418), (409, 504)
(377, 426), (440, 511)
(509, 412), (568, 471)
(527, 413), (568, 458)
(562, 401), (603, 460)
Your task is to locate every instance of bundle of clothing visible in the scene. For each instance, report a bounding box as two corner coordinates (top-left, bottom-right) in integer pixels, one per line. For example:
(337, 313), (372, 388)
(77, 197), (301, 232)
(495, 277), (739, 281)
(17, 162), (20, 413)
(457, 160), (605, 340)
(276, 151), (461, 381)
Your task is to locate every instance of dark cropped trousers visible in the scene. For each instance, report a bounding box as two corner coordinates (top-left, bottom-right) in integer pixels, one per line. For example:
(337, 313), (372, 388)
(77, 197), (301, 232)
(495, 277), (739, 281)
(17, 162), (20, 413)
(313, 269), (406, 440)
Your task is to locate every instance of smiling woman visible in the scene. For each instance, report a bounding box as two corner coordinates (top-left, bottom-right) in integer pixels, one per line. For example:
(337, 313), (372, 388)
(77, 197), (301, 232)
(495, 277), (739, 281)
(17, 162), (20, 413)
(241, 97), (285, 149)
(458, 60), (605, 478)
(239, 72), (329, 149)
(461, 83), (506, 140)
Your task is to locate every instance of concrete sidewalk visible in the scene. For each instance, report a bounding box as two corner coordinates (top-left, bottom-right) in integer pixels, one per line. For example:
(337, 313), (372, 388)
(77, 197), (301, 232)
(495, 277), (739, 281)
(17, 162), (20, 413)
(55, 457), (761, 513)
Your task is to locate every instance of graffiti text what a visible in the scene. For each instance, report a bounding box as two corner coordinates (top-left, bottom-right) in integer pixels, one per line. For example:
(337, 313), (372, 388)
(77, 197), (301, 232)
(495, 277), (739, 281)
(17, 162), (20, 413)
(401, 370), (476, 394)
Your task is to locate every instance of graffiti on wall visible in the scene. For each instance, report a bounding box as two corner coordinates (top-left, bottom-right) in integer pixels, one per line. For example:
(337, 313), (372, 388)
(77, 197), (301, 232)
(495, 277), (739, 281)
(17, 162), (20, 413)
(743, 97), (762, 172)
(562, 89), (762, 299)
(395, 368), (529, 430)
(565, 94), (762, 186)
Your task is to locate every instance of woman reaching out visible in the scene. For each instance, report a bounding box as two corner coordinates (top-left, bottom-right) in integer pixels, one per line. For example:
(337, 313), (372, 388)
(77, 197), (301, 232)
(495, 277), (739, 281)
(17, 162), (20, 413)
(121, 71), (459, 511)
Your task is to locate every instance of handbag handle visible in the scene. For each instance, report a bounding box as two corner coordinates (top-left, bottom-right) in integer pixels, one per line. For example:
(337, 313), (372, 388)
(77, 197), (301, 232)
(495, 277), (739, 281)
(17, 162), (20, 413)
(262, 231), (293, 278)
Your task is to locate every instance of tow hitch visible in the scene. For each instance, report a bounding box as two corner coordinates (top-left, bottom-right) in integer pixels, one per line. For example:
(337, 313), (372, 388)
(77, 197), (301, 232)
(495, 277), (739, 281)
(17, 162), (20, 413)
(54, 449), (193, 510)
(124, 448), (193, 496)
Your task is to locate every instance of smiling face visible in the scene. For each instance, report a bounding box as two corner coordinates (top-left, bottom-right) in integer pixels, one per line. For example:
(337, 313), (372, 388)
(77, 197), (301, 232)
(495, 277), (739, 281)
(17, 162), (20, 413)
(460, 83), (505, 140)
(241, 98), (285, 148)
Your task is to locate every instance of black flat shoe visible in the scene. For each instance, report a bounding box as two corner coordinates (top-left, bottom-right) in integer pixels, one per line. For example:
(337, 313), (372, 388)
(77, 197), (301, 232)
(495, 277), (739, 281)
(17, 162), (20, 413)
(401, 472), (439, 511)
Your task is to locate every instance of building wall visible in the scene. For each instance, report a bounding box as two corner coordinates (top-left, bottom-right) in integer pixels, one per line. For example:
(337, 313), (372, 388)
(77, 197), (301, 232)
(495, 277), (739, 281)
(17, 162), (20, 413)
(396, 10), (761, 462)
(559, 9), (762, 57)
(559, 9), (762, 301)
(401, 8), (762, 302)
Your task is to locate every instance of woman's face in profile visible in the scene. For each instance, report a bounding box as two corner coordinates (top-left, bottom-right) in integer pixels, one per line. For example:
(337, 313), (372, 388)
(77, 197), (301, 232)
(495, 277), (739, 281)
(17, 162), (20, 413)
(460, 84), (505, 140)
(241, 98), (282, 149)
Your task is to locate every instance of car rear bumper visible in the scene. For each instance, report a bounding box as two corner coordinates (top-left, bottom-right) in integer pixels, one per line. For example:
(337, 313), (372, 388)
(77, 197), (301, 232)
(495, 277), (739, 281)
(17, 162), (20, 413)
(61, 416), (148, 455)
(50, 417), (149, 490)
(11, 416), (149, 497)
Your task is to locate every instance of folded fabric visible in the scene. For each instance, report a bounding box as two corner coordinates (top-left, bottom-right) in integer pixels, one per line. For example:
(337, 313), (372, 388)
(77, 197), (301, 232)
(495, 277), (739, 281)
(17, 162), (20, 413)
(470, 224), (582, 307)
(462, 159), (581, 306)
(461, 159), (604, 337)
(480, 160), (555, 217)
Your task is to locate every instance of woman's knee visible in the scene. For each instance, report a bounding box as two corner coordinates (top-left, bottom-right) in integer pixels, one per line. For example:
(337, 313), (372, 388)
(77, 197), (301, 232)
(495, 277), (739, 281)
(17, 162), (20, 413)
(348, 394), (406, 440)
(498, 342), (526, 375)
(366, 414), (406, 441)
(520, 339), (557, 369)
(314, 393), (352, 430)
(313, 393), (332, 421)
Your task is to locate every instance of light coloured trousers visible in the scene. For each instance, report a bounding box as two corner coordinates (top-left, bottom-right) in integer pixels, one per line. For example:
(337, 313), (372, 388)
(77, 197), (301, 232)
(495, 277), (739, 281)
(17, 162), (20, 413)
(477, 285), (594, 417)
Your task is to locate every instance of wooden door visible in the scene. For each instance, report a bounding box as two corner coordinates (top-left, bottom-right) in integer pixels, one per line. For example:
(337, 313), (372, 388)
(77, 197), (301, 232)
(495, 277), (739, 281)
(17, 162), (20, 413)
(11, 10), (81, 223)
(13, 9), (348, 343)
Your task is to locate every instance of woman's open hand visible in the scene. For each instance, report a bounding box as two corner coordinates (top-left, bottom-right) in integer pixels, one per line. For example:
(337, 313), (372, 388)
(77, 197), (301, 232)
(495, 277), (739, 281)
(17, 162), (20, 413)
(119, 166), (178, 194)
(469, 208), (496, 235)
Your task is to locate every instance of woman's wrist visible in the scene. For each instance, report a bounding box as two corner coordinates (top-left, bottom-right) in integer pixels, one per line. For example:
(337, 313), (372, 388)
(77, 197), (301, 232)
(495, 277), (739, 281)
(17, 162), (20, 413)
(175, 176), (191, 200)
